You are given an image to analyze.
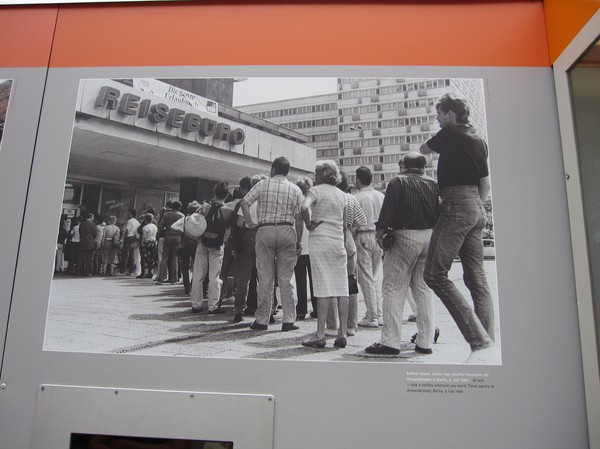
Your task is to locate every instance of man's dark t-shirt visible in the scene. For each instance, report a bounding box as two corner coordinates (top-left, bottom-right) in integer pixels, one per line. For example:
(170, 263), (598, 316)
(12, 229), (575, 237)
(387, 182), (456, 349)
(425, 124), (489, 190)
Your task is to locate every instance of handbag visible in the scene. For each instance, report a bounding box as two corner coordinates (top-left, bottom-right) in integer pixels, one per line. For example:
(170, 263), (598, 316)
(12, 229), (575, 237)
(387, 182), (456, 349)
(348, 273), (359, 294)
(344, 199), (359, 295)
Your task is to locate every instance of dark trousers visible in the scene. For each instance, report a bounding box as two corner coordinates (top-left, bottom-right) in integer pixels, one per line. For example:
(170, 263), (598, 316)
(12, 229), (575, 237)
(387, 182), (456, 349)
(120, 236), (137, 273)
(179, 242), (197, 294)
(77, 248), (94, 276)
(294, 254), (315, 316)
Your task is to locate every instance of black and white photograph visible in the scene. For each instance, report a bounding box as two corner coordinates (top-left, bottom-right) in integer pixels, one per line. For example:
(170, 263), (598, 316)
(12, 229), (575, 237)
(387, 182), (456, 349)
(44, 76), (501, 365)
(0, 79), (13, 146)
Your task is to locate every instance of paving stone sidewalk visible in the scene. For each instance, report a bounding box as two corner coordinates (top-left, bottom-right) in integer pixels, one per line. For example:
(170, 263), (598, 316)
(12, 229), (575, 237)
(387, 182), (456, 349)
(45, 261), (500, 365)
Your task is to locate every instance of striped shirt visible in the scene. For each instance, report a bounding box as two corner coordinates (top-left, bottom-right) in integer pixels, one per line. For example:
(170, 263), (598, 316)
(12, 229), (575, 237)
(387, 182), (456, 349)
(377, 170), (439, 230)
(345, 193), (367, 231)
(243, 175), (303, 225)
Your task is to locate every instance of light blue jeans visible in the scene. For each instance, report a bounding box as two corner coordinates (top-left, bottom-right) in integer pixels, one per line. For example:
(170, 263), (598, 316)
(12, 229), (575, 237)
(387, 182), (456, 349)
(424, 185), (495, 350)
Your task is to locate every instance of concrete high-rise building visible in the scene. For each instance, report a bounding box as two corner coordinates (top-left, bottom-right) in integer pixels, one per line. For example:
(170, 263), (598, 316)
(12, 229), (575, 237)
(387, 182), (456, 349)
(239, 77), (487, 189)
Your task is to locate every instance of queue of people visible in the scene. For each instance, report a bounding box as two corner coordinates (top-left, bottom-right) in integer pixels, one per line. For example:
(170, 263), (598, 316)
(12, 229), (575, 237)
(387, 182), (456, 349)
(54, 94), (498, 363)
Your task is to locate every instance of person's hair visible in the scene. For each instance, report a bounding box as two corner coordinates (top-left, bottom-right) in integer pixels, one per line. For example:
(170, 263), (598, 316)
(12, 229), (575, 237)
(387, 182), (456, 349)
(85, 212), (94, 220)
(239, 176), (252, 191)
(252, 174), (268, 186)
(315, 160), (341, 186)
(165, 200), (173, 208)
(214, 181), (229, 200)
(337, 171), (349, 193)
(402, 152), (427, 170)
(144, 213), (154, 223)
(129, 208), (137, 218)
(146, 207), (156, 216)
(295, 176), (313, 195)
(436, 93), (470, 124)
(171, 201), (182, 211)
(355, 166), (373, 186)
(231, 187), (244, 200)
(108, 215), (118, 225)
(271, 157), (290, 176)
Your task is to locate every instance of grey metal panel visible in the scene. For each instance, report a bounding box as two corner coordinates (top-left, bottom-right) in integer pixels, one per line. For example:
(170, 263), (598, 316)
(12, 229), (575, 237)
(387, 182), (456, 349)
(0, 66), (589, 449)
(33, 385), (274, 449)
(0, 68), (48, 370)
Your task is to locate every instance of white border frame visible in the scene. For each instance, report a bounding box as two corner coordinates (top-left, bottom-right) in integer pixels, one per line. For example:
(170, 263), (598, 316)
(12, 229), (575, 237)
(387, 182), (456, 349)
(553, 9), (600, 449)
(33, 385), (275, 449)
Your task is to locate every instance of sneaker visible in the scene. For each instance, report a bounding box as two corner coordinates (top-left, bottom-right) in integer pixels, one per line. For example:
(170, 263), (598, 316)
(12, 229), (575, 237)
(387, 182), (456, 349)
(207, 307), (226, 315)
(281, 323), (299, 332)
(358, 317), (379, 328)
(411, 327), (441, 344)
(191, 307), (202, 313)
(465, 345), (501, 364)
(301, 338), (326, 348)
(324, 327), (338, 336)
(249, 321), (268, 331)
(365, 342), (400, 355)
(221, 296), (235, 305)
(415, 345), (433, 355)
(346, 328), (356, 336)
(333, 337), (347, 348)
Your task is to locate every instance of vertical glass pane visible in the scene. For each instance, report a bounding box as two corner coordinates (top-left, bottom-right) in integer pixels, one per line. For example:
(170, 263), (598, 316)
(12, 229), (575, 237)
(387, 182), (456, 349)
(569, 36), (600, 367)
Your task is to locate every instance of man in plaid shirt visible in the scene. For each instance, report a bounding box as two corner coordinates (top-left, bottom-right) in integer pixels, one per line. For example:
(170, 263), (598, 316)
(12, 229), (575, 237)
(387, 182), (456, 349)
(240, 157), (304, 331)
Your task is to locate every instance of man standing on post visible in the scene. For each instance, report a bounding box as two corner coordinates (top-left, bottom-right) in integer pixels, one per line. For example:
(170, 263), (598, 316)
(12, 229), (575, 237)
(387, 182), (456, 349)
(365, 153), (439, 355)
(420, 93), (499, 363)
(239, 157), (304, 332)
(354, 166), (385, 328)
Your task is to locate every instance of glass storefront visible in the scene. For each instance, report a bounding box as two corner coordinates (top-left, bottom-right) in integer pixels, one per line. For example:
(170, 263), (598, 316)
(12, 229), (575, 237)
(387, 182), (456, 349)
(63, 180), (178, 226)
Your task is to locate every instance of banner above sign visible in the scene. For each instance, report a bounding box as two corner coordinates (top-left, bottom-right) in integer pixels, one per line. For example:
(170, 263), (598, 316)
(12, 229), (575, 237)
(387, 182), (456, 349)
(133, 79), (218, 117)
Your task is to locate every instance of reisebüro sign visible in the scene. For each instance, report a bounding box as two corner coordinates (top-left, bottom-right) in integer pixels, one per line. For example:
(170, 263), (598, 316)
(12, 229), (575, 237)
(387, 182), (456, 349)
(95, 85), (245, 146)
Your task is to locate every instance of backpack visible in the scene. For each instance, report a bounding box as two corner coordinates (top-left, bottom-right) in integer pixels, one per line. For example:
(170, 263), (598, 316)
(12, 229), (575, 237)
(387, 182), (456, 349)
(201, 201), (226, 248)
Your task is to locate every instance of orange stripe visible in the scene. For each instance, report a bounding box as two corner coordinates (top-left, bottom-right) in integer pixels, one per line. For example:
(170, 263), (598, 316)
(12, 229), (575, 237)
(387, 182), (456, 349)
(0, 6), (57, 68)
(46, 2), (549, 68)
(544, 0), (600, 63)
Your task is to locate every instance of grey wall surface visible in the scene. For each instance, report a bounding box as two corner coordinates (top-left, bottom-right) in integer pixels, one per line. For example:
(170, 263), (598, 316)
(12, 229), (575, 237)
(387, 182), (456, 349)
(0, 66), (589, 449)
(0, 68), (48, 366)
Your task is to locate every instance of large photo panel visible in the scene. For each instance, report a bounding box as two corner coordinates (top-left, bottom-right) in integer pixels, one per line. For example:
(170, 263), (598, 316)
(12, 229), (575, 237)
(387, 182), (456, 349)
(43, 75), (501, 365)
(2, 66), (587, 449)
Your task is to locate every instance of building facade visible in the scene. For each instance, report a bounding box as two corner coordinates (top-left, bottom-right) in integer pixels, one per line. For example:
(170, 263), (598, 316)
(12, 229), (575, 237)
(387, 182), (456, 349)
(239, 77), (487, 189)
(64, 79), (316, 224)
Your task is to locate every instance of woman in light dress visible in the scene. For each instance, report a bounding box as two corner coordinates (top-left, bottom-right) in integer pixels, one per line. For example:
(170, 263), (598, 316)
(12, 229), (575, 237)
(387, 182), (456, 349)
(301, 160), (349, 349)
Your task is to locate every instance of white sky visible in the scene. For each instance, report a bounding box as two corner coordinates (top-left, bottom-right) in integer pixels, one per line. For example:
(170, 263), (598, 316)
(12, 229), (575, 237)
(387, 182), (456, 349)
(233, 77), (338, 107)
